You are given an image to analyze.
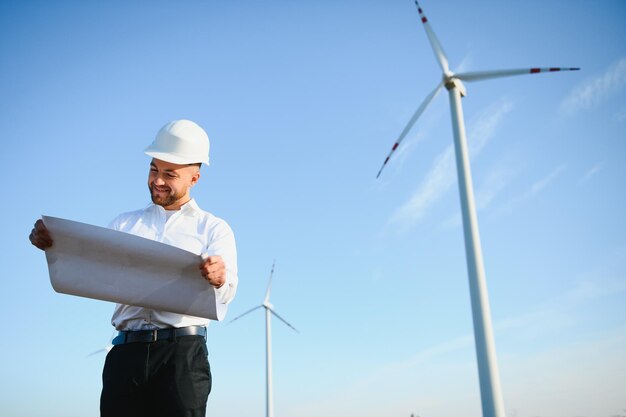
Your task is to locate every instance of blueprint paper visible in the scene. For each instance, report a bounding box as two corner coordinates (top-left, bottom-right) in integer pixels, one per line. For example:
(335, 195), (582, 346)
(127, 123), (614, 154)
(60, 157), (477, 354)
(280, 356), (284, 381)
(42, 215), (227, 321)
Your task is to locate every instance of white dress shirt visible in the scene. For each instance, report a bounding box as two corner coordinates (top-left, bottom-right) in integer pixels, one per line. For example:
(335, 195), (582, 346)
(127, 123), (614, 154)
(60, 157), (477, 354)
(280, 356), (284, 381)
(108, 199), (238, 331)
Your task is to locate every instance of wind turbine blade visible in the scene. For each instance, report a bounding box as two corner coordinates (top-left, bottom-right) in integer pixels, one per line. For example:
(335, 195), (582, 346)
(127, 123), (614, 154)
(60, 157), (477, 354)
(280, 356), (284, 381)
(85, 331), (115, 357)
(86, 348), (109, 358)
(269, 308), (299, 333)
(414, 0), (450, 75)
(264, 260), (276, 304)
(456, 67), (580, 82)
(377, 81), (443, 178)
(229, 305), (264, 324)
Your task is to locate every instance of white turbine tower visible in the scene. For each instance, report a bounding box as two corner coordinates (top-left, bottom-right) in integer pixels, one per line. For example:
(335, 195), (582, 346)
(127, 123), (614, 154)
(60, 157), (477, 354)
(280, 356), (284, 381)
(230, 261), (298, 417)
(377, 2), (578, 417)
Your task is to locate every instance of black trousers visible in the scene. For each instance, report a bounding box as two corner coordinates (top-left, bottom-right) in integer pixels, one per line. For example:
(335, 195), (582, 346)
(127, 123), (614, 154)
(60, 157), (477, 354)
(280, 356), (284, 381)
(100, 336), (211, 417)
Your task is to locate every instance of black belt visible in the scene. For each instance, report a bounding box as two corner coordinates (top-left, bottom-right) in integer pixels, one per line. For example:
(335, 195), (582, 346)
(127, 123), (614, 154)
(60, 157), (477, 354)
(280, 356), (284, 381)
(112, 326), (207, 345)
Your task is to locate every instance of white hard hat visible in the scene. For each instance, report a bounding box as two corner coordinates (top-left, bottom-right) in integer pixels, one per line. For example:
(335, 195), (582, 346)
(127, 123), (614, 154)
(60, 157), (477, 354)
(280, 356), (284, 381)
(144, 120), (210, 165)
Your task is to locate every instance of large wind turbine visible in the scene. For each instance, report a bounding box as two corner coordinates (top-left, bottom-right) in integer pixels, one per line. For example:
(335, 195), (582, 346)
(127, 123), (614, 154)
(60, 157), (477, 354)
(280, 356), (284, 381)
(376, 2), (578, 417)
(230, 261), (298, 417)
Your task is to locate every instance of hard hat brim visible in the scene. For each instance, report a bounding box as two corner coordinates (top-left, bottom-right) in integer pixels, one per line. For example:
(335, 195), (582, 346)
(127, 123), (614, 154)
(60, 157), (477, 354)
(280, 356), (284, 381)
(145, 150), (210, 166)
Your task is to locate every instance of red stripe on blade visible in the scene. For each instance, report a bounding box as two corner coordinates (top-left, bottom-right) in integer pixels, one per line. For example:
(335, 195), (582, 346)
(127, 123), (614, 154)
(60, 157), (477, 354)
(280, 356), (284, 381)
(530, 68), (541, 73)
(392, 143), (399, 151)
(422, 17), (428, 23)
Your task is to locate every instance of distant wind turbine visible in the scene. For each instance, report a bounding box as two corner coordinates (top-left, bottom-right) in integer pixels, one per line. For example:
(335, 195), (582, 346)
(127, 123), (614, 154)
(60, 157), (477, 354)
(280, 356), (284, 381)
(376, 2), (579, 417)
(229, 261), (298, 417)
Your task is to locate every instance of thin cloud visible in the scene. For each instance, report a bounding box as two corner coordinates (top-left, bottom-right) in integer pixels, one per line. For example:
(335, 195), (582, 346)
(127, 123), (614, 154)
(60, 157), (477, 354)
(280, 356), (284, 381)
(391, 333), (475, 369)
(527, 164), (566, 195)
(475, 164), (518, 211)
(389, 145), (455, 228)
(579, 162), (603, 185)
(499, 249), (626, 340)
(467, 100), (514, 156)
(560, 57), (626, 114)
(443, 163), (518, 229)
(494, 163), (566, 214)
(388, 99), (514, 230)
(397, 259), (626, 369)
(563, 245), (626, 303)
(334, 255), (626, 417)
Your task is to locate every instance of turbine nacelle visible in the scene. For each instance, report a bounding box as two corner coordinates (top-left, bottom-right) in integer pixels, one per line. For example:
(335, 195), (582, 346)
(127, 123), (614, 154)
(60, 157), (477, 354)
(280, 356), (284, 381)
(229, 261), (298, 334)
(444, 76), (467, 97)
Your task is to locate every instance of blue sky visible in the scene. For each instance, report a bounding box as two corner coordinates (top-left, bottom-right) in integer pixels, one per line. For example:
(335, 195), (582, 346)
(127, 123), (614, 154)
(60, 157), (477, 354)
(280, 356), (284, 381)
(1, 1), (625, 416)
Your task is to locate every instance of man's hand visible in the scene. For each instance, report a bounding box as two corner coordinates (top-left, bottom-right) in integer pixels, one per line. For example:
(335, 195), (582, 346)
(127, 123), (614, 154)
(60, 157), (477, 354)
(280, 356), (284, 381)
(29, 219), (53, 250)
(199, 255), (226, 288)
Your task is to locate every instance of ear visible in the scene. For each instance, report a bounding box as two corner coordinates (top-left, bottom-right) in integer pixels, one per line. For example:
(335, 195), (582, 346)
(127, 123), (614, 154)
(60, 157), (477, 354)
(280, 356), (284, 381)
(190, 170), (201, 187)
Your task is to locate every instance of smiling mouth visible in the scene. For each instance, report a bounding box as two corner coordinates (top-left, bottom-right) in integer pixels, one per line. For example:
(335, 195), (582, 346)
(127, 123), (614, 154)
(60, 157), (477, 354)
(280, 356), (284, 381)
(151, 186), (170, 194)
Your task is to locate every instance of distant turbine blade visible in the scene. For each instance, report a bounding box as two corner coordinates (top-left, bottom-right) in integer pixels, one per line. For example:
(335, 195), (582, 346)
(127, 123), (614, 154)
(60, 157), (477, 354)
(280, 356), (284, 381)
(86, 347), (110, 358)
(229, 305), (263, 323)
(456, 67), (580, 82)
(264, 260), (276, 304)
(269, 308), (299, 333)
(414, 0), (450, 75)
(86, 331), (115, 357)
(377, 81), (443, 178)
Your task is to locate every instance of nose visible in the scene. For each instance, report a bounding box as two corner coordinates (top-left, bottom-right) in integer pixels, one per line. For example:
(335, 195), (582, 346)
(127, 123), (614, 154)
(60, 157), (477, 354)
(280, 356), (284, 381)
(153, 176), (166, 186)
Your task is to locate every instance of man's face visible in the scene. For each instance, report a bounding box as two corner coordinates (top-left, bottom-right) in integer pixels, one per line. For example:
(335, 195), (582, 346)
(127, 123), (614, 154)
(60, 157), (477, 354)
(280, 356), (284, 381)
(148, 158), (200, 210)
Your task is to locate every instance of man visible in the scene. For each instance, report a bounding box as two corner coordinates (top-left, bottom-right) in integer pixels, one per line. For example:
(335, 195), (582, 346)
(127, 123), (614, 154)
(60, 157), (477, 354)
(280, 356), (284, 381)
(29, 119), (238, 417)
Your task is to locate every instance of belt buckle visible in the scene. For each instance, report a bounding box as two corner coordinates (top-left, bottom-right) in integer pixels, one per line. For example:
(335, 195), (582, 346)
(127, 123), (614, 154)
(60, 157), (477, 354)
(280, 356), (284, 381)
(150, 329), (158, 342)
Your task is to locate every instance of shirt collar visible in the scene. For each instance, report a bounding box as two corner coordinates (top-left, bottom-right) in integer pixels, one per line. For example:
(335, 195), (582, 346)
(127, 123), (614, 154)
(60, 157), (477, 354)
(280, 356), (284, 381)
(148, 198), (202, 215)
(182, 198), (202, 214)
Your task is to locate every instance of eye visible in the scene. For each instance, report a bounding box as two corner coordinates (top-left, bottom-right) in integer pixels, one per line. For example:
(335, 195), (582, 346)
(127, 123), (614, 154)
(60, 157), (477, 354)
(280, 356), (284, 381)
(167, 173), (177, 179)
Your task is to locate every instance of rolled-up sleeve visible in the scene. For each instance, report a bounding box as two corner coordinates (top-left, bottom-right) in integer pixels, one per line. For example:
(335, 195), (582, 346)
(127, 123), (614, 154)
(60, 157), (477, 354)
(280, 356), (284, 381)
(205, 220), (238, 305)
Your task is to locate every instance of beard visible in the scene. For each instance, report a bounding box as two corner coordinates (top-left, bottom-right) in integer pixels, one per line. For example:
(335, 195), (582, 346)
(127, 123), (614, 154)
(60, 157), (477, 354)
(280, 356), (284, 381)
(149, 184), (185, 208)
